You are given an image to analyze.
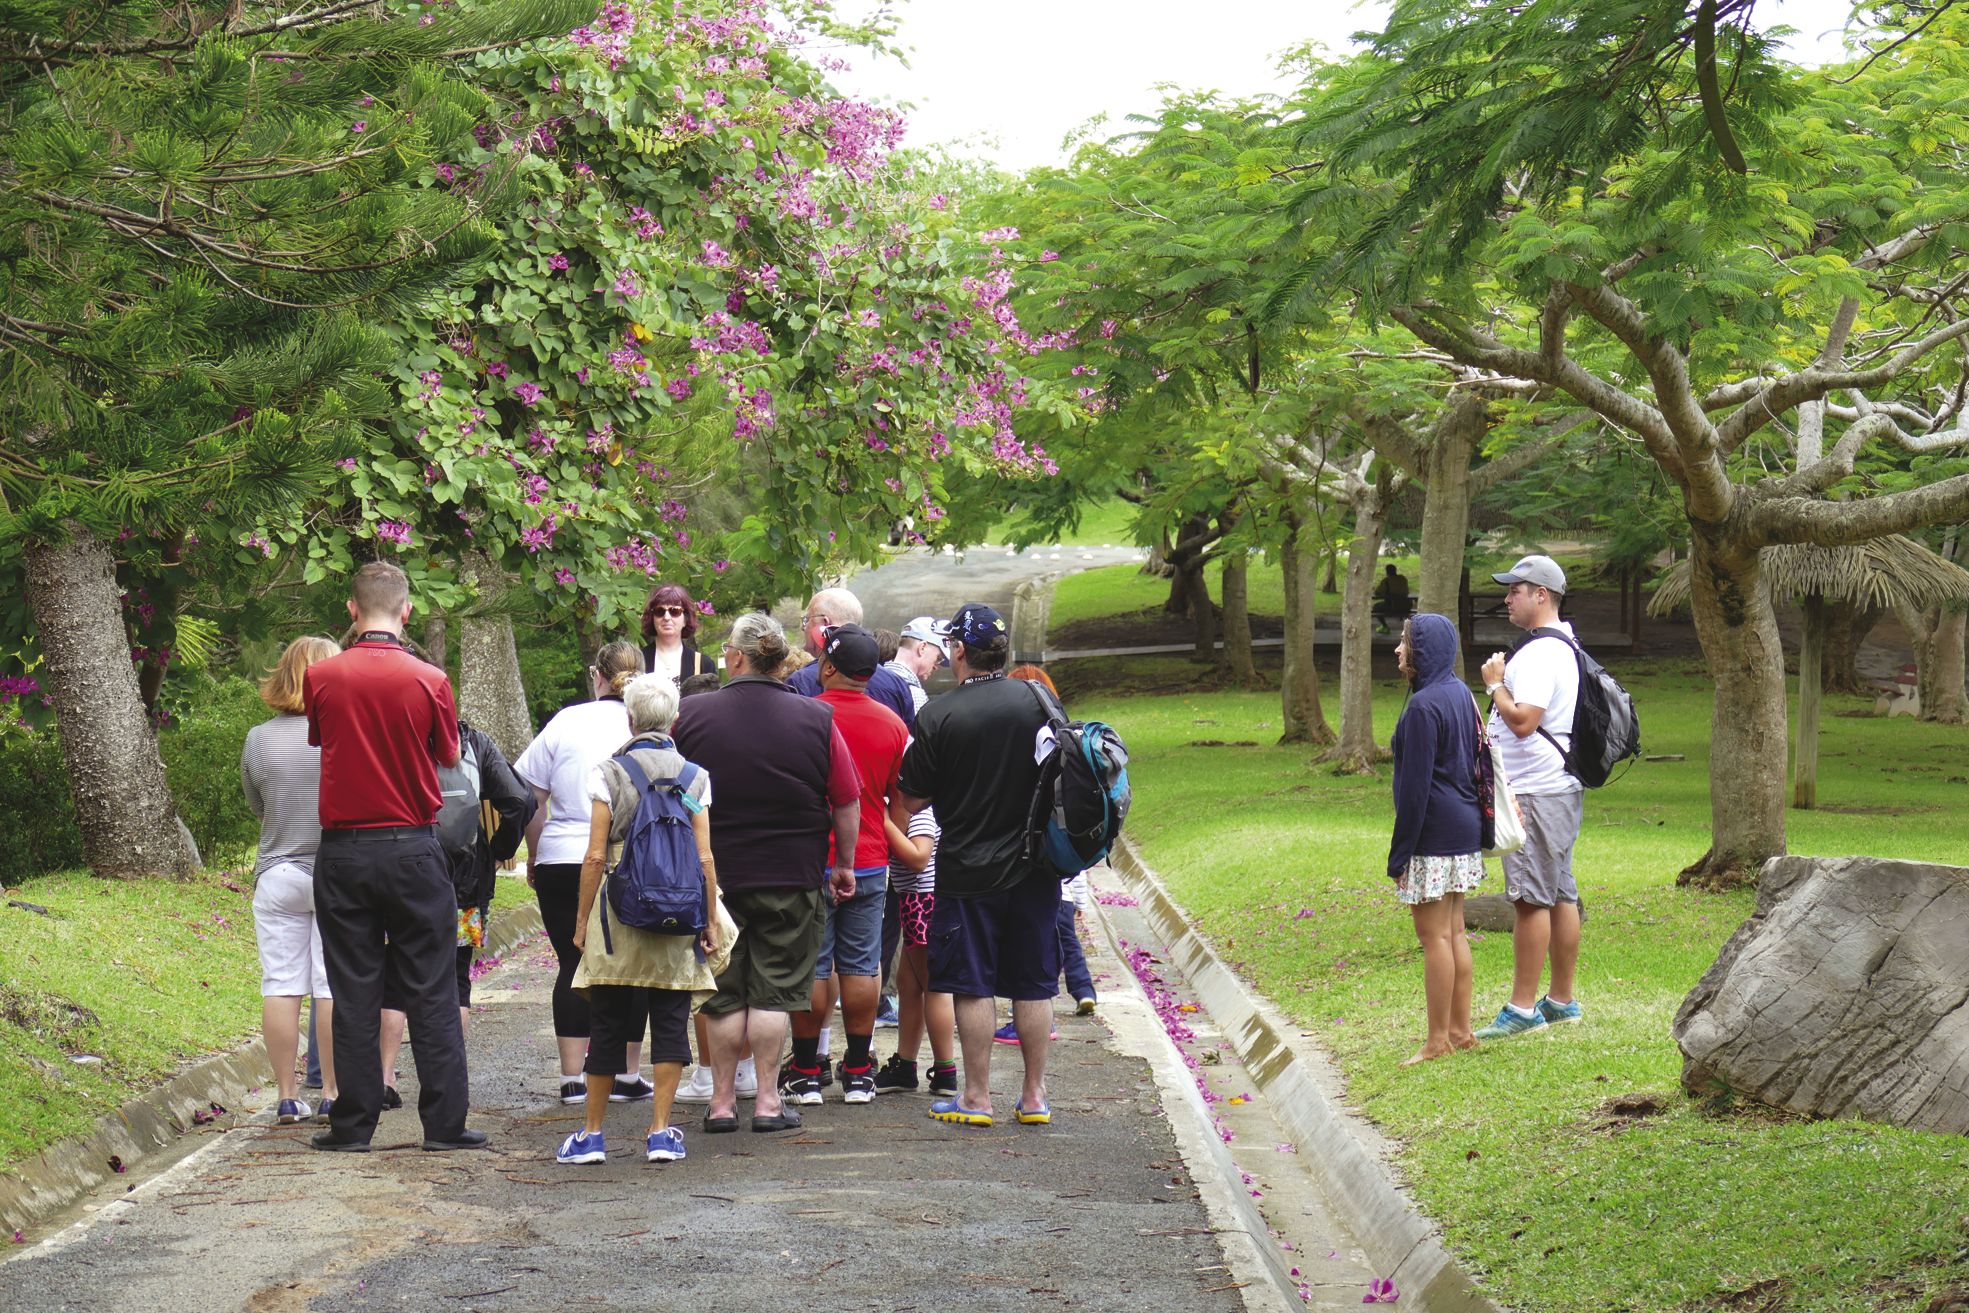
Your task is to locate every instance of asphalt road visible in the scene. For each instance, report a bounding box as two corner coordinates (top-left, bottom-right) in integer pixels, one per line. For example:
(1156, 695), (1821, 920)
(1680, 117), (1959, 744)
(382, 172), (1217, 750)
(0, 937), (1253, 1313)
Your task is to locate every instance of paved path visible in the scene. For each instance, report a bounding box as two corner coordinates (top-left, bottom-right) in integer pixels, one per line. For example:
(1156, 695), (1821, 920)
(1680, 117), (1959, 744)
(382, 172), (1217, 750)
(0, 935), (1255, 1313)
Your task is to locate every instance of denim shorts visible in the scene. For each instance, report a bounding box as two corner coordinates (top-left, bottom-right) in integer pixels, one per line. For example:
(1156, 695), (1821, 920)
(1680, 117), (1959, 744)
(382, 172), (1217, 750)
(815, 867), (889, 980)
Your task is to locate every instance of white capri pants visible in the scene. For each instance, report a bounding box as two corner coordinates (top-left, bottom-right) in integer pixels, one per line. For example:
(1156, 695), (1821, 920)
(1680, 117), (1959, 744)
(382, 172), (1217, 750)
(252, 861), (333, 998)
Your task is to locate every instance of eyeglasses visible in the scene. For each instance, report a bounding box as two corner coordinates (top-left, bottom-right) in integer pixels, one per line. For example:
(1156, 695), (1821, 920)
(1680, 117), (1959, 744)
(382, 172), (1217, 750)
(651, 605), (688, 618)
(805, 613), (831, 628)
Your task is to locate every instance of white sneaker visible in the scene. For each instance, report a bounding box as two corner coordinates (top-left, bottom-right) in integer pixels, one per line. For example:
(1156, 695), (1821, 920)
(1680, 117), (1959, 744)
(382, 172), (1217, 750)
(673, 1065), (715, 1103)
(735, 1056), (759, 1098)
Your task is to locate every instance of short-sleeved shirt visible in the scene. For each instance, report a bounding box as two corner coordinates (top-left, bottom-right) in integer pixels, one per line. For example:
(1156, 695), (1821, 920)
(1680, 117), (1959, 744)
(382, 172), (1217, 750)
(818, 686), (909, 870)
(241, 714), (322, 875)
(896, 674), (1050, 898)
(304, 636), (460, 829)
(891, 807), (940, 894)
(514, 698), (632, 866)
(788, 660), (918, 730)
(1490, 622), (1582, 796)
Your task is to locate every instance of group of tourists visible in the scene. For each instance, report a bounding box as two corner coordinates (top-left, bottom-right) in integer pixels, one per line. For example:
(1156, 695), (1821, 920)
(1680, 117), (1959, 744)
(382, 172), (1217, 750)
(242, 563), (1095, 1165)
(1387, 554), (1588, 1067)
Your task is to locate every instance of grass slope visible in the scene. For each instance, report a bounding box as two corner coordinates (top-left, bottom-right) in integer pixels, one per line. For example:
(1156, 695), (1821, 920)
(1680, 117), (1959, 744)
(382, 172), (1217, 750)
(0, 869), (263, 1170)
(1069, 658), (1969, 1313)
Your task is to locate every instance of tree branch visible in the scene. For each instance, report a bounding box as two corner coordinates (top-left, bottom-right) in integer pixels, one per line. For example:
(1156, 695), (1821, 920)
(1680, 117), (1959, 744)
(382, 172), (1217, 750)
(1751, 472), (1969, 548)
(1715, 316), (1969, 452)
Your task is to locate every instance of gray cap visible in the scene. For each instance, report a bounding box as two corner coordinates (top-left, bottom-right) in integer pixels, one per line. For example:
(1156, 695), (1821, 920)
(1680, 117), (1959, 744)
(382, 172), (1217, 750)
(899, 615), (951, 665)
(1492, 554), (1567, 595)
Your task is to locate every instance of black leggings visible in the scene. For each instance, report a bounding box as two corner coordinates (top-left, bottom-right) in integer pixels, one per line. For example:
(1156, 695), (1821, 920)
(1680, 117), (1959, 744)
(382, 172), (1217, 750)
(532, 864), (590, 1039)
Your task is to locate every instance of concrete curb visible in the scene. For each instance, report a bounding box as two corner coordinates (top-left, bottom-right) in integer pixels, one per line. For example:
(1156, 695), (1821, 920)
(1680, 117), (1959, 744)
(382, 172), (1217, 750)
(0, 894), (545, 1238)
(1109, 837), (1506, 1313)
(1008, 568), (1065, 662)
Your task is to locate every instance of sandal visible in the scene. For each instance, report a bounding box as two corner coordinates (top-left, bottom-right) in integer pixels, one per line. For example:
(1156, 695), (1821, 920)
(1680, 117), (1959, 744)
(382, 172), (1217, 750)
(750, 1109), (803, 1133)
(702, 1114), (740, 1134)
(929, 1098), (993, 1128)
(1013, 1100), (1051, 1125)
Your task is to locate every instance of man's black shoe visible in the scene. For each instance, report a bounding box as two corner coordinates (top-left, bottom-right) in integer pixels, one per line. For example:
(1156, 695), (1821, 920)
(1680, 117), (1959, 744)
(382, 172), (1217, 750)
(422, 1129), (489, 1152)
(380, 1085), (404, 1111)
(310, 1131), (370, 1153)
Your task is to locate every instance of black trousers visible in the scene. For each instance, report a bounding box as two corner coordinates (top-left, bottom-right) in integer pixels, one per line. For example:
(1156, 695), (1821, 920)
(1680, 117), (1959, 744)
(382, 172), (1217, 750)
(316, 827), (469, 1143)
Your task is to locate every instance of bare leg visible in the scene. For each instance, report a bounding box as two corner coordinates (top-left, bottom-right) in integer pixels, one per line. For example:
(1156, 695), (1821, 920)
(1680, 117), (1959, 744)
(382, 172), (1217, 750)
(624, 1042), (642, 1087)
(926, 992), (955, 1064)
(1509, 902), (1551, 1010)
(710, 1008), (785, 1120)
(838, 974), (879, 1034)
(581, 1072), (611, 1135)
(1402, 899), (1455, 1066)
(645, 1062), (684, 1134)
(555, 1035), (587, 1079)
(380, 1008), (406, 1092)
(1447, 896), (1477, 1049)
(1547, 900), (1582, 1003)
(692, 1013), (711, 1074)
(263, 996), (304, 1101)
(1011, 997), (1052, 1110)
(315, 998), (339, 1099)
(703, 1009), (747, 1121)
(952, 994), (996, 1112)
(789, 977), (834, 1041)
(896, 946), (928, 1062)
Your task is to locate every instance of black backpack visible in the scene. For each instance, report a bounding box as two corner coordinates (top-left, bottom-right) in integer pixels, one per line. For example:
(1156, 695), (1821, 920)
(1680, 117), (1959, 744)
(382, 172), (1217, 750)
(1512, 627), (1640, 788)
(1019, 682), (1132, 877)
(434, 732), (485, 898)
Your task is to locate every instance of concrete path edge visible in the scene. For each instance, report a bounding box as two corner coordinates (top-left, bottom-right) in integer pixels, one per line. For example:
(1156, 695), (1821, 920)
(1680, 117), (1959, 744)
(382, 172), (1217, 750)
(1109, 837), (1505, 1313)
(0, 900), (545, 1236)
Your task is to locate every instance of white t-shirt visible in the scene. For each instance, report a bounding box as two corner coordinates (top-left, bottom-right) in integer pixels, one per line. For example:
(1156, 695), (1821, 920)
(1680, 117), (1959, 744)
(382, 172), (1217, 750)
(1489, 623), (1583, 796)
(513, 699), (633, 865)
(891, 806), (940, 894)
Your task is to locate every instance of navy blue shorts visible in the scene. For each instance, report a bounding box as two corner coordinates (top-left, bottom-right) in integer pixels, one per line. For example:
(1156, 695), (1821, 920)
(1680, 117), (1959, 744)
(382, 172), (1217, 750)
(928, 877), (1061, 1001)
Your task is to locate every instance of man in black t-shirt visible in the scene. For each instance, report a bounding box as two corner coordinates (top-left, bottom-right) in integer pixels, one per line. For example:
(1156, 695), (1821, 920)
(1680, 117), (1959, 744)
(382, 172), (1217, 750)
(890, 603), (1057, 1129)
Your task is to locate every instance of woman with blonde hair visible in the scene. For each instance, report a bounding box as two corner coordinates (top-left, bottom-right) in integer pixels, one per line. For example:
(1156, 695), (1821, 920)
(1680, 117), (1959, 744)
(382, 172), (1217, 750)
(242, 635), (343, 1124)
(515, 640), (654, 1103)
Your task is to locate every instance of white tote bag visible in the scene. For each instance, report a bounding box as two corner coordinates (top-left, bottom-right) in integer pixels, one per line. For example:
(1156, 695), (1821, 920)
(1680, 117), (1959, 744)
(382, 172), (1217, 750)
(1474, 694), (1526, 857)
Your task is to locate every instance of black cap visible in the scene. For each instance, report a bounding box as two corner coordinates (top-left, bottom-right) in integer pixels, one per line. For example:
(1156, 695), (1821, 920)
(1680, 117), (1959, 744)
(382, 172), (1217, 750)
(820, 623), (880, 679)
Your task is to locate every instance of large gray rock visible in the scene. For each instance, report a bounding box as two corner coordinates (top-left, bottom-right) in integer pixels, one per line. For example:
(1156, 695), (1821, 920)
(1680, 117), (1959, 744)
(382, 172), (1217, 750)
(1673, 854), (1969, 1134)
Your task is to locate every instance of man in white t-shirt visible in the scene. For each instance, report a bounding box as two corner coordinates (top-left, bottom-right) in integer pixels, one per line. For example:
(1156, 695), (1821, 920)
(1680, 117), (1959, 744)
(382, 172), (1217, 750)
(1475, 554), (1586, 1039)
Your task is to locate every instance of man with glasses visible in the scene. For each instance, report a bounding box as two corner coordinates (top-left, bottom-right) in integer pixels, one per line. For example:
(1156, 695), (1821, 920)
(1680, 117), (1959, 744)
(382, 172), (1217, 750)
(786, 587), (918, 729)
(1475, 554), (1586, 1040)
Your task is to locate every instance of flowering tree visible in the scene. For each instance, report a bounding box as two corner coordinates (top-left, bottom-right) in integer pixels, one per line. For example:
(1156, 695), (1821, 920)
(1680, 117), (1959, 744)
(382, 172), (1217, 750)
(285, 0), (1071, 740)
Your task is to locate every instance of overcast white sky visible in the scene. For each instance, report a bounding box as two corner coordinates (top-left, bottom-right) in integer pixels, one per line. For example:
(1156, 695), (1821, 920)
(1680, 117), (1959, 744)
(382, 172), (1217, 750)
(828, 0), (1864, 172)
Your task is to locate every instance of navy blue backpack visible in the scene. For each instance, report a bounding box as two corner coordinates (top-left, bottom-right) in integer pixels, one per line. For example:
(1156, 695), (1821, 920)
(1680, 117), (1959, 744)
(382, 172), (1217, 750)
(599, 751), (706, 952)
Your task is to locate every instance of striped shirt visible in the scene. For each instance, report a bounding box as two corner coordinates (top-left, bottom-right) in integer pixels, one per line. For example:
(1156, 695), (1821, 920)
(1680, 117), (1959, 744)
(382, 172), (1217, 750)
(891, 806), (940, 894)
(241, 714), (323, 876)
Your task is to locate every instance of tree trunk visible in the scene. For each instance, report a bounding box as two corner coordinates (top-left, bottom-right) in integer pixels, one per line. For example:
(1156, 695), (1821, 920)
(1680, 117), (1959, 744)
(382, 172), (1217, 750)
(1820, 601), (1875, 695)
(1322, 483), (1393, 772)
(1221, 552), (1259, 686)
(1186, 557), (1215, 661)
(23, 526), (200, 878)
(458, 552), (536, 761)
(1679, 532), (1788, 889)
(1416, 394), (1488, 676)
(1920, 606), (1966, 724)
(421, 614), (449, 669)
(573, 596), (604, 670)
(1277, 511), (1334, 746)
(1792, 595), (1825, 810)
(1320, 550), (1339, 595)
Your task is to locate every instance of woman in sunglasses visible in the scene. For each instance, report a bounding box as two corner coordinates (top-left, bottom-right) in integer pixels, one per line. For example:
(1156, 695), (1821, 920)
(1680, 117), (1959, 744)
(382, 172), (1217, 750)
(641, 584), (718, 688)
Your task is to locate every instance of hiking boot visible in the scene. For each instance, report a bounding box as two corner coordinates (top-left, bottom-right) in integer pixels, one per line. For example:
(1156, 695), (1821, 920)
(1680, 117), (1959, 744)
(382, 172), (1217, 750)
(839, 1063), (877, 1104)
(873, 1054), (919, 1095)
(928, 1063), (959, 1097)
(1474, 1004), (1549, 1040)
(556, 1130), (606, 1165)
(611, 1075), (656, 1102)
(673, 1065), (715, 1103)
(779, 1063), (823, 1106)
(1537, 996), (1584, 1025)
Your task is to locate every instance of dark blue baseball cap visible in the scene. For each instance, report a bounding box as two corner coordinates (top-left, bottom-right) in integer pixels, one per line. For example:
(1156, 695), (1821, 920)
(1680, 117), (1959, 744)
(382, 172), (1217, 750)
(948, 603), (1007, 648)
(820, 623), (880, 679)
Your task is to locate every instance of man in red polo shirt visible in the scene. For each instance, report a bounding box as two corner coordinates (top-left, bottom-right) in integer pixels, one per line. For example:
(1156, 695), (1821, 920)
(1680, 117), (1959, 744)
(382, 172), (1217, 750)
(782, 624), (909, 1106)
(303, 561), (483, 1152)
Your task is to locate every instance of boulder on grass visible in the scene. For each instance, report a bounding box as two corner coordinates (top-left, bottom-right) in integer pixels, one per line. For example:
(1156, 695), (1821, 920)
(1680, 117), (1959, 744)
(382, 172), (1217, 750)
(1462, 892), (1587, 933)
(1673, 854), (1969, 1134)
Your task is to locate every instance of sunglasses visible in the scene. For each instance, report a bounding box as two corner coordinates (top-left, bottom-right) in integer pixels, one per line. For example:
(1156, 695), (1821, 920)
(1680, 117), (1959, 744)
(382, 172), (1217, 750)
(650, 605), (688, 618)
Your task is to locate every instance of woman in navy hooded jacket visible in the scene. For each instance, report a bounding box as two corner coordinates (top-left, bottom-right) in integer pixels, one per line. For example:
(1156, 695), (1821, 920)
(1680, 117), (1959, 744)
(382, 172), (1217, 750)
(1388, 612), (1485, 1066)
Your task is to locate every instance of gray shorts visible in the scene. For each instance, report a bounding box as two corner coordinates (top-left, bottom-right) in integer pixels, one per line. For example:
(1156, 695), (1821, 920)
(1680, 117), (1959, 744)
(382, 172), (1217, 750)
(1501, 791), (1584, 907)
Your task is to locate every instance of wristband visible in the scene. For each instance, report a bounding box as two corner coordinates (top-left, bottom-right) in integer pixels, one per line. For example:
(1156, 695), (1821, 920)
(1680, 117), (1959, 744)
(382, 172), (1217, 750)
(1485, 682), (1505, 697)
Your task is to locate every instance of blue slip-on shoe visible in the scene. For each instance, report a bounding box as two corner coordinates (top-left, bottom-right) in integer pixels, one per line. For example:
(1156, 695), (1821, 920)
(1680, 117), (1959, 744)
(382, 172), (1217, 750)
(312, 1098), (335, 1123)
(1013, 1099), (1052, 1125)
(1537, 996), (1584, 1025)
(646, 1127), (686, 1162)
(556, 1130), (607, 1165)
(928, 1098), (993, 1128)
(1474, 1004), (1549, 1040)
(276, 1098), (312, 1124)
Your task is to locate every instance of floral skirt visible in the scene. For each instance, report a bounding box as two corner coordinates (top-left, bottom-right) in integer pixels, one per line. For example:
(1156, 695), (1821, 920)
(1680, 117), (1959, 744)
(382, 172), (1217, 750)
(1395, 852), (1485, 906)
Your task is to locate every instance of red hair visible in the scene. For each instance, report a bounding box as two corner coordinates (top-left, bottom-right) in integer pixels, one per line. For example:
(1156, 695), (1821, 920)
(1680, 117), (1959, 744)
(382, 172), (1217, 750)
(1007, 664), (1057, 696)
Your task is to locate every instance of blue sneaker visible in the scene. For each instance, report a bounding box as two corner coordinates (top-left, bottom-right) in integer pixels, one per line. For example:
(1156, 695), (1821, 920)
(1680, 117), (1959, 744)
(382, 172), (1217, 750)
(276, 1098), (312, 1124)
(645, 1127), (686, 1162)
(1537, 996), (1583, 1025)
(993, 1021), (1058, 1045)
(874, 996), (900, 1029)
(1474, 1004), (1549, 1040)
(556, 1130), (606, 1165)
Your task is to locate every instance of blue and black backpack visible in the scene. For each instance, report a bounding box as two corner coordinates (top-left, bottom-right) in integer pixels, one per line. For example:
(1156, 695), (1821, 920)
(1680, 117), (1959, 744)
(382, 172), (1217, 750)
(1020, 682), (1131, 877)
(599, 749), (706, 952)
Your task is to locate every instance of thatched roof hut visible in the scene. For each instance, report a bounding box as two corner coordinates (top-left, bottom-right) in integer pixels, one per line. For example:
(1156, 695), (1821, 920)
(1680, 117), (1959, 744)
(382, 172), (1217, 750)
(1648, 535), (1969, 615)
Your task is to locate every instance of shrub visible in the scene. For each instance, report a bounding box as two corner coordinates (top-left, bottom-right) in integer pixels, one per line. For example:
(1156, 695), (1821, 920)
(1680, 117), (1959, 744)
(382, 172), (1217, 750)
(160, 676), (269, 864)
(0, 725), (84, 883)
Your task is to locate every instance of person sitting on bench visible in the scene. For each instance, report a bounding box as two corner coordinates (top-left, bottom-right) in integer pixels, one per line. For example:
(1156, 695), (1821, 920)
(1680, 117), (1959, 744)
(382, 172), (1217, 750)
(1372, 564), (1412, 633)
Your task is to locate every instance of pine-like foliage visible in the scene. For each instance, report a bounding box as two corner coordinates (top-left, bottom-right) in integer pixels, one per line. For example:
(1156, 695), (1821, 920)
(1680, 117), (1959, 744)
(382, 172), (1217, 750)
(0, 0), (588, 547)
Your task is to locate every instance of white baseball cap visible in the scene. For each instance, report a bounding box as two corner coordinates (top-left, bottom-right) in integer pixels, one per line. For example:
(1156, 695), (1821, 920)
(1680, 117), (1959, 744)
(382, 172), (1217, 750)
(899, 616), (951, 665)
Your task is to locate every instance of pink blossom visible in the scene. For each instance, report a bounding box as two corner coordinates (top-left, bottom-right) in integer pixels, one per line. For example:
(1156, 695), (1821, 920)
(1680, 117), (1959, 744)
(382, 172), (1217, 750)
(375, 520), (413, 546)
(512, 381), (544, 405)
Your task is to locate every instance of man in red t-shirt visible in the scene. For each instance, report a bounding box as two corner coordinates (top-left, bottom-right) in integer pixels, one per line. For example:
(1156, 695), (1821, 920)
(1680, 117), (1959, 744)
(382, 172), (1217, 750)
(302, 562), (484, 1153)
(781, 624), (909, 1107)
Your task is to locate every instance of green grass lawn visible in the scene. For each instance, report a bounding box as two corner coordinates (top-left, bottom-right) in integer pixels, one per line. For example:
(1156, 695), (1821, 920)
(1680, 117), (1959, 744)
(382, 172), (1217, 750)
(0, 867), (264, 1170)
(1068, 657), (1969, 1313)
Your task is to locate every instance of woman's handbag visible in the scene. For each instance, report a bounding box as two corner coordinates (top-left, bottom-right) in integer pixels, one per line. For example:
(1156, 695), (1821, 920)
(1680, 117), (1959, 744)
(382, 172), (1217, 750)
(1473, 694), (1527, 857)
